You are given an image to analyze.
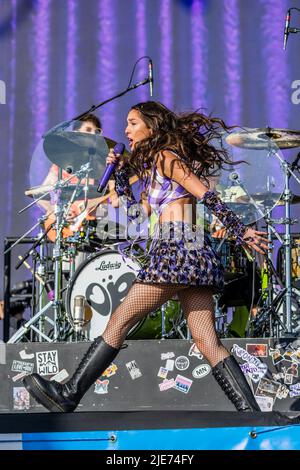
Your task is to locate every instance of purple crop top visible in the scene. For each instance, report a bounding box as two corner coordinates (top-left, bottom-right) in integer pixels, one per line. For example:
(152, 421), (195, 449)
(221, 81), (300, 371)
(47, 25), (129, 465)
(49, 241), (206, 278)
(147, 162), (189, 214)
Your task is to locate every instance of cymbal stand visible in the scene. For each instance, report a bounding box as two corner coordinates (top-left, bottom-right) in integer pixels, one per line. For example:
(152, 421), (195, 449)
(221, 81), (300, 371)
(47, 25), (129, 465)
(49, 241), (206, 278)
(247, 213), (287, 337)
(8, 164), (91, 343)
(271, 150), (300, 334)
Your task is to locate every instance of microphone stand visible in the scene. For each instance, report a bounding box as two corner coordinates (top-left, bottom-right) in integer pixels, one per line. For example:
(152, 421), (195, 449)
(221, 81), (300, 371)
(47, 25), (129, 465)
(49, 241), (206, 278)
(72, 78), (151, 122)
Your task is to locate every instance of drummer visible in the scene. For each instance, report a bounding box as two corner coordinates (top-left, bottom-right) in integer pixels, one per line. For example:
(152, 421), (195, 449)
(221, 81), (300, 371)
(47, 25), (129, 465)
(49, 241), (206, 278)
(37, 113), (120, 218)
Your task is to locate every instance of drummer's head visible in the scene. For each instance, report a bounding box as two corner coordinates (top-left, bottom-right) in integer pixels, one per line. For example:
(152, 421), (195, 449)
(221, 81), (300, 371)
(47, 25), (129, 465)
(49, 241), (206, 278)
(73, 113), (102, 134)
(126, 101), (174, 150)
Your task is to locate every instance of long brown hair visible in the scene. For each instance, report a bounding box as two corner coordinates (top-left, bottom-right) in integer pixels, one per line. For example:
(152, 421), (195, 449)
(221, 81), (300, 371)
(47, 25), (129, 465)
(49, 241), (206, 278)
(128, 101), (236, 184)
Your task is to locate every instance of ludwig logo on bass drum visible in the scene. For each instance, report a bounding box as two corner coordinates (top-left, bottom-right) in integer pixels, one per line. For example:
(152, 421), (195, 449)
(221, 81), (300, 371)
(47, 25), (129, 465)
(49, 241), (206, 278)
(96, 261), (122, 271)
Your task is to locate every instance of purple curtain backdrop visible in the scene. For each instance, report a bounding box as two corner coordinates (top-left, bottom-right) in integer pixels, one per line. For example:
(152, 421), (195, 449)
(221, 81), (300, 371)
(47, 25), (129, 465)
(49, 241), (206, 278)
(1, 0), (300, 294)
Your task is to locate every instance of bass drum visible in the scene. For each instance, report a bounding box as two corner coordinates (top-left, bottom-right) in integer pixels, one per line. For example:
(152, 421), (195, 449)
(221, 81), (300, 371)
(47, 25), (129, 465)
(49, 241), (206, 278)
(66, 249), (141, 340)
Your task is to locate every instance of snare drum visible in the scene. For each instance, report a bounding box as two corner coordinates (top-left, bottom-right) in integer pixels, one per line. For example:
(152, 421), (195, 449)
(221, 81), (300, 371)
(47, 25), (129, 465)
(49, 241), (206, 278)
(66, 249), (140, 340)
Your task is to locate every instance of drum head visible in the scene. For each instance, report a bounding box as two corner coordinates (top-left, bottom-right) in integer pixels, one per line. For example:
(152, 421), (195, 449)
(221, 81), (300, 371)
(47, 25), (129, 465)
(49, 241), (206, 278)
(66, 250), (140, 339)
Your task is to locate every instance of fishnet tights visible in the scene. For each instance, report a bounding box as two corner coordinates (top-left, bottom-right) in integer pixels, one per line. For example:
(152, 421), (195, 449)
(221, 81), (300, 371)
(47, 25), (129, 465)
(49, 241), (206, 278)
(177, 287), (229, 367)
(103, 283), (185, 347)
(102, 282), (229, 367)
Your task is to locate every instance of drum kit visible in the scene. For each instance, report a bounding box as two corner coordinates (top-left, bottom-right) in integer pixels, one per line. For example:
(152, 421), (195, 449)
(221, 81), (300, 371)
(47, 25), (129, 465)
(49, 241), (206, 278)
(5, 124), (300, 343)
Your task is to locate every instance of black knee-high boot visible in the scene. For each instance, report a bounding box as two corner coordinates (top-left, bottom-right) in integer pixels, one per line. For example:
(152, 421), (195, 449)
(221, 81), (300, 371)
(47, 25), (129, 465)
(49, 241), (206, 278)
(212, 355), (260, 412)
(23, 336), (119, 413)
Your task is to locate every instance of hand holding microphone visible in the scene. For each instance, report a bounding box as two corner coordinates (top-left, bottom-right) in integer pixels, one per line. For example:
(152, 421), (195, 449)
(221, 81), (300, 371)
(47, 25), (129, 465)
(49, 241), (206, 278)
(97, 142), (125, 195)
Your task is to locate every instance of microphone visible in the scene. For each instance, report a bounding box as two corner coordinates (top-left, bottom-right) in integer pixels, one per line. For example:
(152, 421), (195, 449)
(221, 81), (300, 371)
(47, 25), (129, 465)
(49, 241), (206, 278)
(284, 10), (291, 50)
(97, 142), (125, 196)
(73, 295), (85, 332)
(149, 59), (153, 97)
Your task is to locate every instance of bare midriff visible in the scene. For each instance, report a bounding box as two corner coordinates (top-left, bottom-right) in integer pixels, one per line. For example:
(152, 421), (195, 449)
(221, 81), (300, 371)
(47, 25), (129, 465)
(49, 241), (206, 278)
(159, 196), (197, 224)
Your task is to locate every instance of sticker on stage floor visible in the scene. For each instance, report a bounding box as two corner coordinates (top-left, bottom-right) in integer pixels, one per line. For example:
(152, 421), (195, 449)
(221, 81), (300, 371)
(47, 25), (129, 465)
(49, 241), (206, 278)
(286, 363), (298, 378)
(240, 362), (267, 383)
(272, 372), (285, 381)
(269, 348), (284, 365)
(126, 360), (142, 380)
(276, 384), (289, 400)
(289, 383), (300, 397)
(256, 377), (281, 399)
(13, 387), (30, 411)
(175, 356), (190, 371)
(284, 373), (293, 385)
(283, 347), (296, 362)
(165, 359), (175, 371)
(158, 367), (168, 379)
(231, 344), (262, 368)
(159, 378), (175, 391)
(102, 363), (118, 378)
(11, 360), (34, 374)
(192, 364), (211, 379)
(246, 343), (268, 357)
(255, 395), (274, 412)
(50, 369), (69, 383)
(188, 343), (203, 360)
(291, 348), (300, 364)
(174, 374), (193, 394)
(36, 350), (59, 376)
(94, 379), (109, 394)
(19, 349), (34, 360)
(161, 352), (175, 360)
(11, 371), (28, 383)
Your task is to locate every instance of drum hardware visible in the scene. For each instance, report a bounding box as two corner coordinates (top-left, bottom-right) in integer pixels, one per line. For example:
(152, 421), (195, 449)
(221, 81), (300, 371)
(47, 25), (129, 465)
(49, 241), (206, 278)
(227, 128), (300, 335)
(8, 164), (94, 343)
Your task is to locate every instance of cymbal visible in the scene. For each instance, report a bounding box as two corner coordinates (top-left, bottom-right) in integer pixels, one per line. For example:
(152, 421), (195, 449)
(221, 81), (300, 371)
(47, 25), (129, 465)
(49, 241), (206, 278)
(25, 184), (103, 201)
(43, 131), (129, 177)
(276, 194), (300, 206)
(237, 192), (300, 206)
(226, 128), (300, 149)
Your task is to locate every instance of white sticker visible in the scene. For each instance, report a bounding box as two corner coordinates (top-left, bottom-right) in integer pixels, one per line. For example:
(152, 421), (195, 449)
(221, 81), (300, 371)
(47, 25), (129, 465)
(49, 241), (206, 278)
(11, 360), (34, 374)
(12, 371), (28, 383)
(161, 352), (175, 360)
(126, 360), (142, 380)
(50, 369), (69, 383)
(192, 364), (211, 379)
(165, 359), (175, 371)
(255, 395), (274, 412)
(19, 350), (34, 360)
(36, 350), (59, 376)
(159, 378), (175, 391)
(188, 344), (203, 360)
(175, 356), (190, 371)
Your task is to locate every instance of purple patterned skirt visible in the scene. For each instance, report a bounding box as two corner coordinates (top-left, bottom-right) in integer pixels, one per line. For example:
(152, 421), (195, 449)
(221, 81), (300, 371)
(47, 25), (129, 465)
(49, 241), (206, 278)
(135, 221), (224, 289)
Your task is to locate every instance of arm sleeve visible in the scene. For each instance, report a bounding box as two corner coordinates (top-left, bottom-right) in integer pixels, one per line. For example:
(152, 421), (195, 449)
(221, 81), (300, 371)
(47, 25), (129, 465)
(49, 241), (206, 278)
(200, 190), (247, 246)
(113, 165), (142, 221)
